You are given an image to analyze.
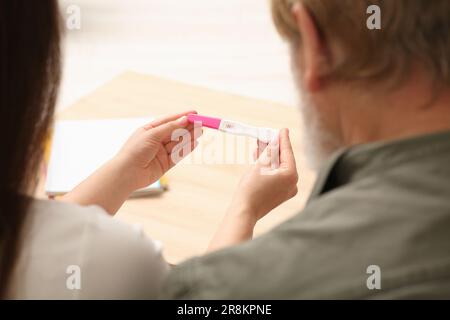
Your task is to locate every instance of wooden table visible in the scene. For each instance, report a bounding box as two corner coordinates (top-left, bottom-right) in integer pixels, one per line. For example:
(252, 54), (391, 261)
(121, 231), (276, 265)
(51, 71), (316, 263)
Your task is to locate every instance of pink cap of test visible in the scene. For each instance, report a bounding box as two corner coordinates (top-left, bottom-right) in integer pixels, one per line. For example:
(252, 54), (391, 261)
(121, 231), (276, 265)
(187, 114), (222, 129)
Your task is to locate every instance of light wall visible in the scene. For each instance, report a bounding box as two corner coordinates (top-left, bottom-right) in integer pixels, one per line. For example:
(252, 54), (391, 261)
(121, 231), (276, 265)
(58, 0), (297, 110)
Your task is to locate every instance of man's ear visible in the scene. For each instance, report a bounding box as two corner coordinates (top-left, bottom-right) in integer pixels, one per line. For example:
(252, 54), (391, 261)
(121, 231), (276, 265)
(292, 3), (331, 92)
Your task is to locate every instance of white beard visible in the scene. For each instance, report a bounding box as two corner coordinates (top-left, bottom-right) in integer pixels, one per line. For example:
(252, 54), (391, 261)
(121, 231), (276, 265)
(292, 54), (343, 171)
(297, 88), (342, 171)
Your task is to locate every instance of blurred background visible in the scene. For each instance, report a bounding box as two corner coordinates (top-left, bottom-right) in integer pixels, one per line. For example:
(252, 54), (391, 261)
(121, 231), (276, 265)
(58, 0), (297, 110)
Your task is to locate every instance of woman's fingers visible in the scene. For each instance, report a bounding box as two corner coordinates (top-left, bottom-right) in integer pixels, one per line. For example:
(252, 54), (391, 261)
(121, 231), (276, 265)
(164, 127), (202, 153)
(155, 145), (170, 174)
(147, 116), (191, 141)
(143, 110), (197, 130)
(168, 139), (199, 169)
(153, 136), (200, 176)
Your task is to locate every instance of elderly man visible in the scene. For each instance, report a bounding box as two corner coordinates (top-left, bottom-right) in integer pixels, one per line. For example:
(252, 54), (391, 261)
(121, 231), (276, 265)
(161, 0), (450, 299)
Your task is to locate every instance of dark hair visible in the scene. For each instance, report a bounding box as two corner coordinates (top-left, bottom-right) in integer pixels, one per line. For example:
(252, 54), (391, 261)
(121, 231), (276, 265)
(0, 0), (61, 298)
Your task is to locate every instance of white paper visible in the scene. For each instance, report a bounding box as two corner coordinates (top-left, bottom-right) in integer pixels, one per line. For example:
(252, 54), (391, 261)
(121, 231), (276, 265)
(45, 117), (163, 196)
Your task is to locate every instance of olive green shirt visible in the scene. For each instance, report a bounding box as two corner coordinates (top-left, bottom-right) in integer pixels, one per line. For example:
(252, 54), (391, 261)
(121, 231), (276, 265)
(161, 131), (450, 299)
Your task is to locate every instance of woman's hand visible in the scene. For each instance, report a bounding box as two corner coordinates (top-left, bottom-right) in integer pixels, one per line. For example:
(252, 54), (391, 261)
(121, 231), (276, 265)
(114, 110), (202, 191)
(62, 110), (201, 215)
(208, 128), (298, 251)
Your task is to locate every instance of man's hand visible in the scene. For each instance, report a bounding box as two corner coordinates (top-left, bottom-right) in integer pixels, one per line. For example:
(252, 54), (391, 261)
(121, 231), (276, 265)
(208, 128), (298, 251)
(231, 128), (299, 223)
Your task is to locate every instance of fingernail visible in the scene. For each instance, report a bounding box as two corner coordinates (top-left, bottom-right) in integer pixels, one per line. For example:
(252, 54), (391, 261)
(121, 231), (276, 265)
(292, 2), (301, 13)
(177, 116), (188, 125)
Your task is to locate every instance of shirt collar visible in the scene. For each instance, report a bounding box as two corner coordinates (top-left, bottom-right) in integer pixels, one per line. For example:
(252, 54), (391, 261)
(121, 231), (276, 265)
(307, 130), (450, 203)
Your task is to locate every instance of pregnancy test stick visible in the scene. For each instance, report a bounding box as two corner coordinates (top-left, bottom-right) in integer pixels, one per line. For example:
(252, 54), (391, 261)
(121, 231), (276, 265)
(187, 114), (278, 143)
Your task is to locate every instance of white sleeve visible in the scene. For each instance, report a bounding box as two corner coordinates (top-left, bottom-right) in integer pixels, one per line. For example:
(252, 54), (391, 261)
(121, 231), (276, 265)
(77, 206), (170, 299)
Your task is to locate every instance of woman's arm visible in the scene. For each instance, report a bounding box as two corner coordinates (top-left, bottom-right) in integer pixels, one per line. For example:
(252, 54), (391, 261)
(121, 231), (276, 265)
(61, 157), (136, 215)
(207, 128), (299, 252)
(61, 110), (201, 215)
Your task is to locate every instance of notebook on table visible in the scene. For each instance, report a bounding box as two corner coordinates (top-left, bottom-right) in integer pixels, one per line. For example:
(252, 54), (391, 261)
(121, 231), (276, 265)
(45, 117), (167, 198)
